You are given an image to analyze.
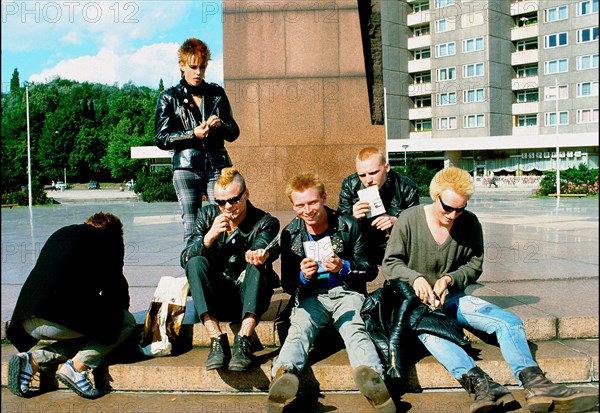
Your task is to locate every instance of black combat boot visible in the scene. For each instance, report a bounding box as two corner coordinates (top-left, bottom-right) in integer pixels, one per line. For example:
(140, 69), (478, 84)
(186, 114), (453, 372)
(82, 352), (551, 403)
(205, 334), (230, 370)
(519, 366), (599, 412)
(459, 366), (516, 413)
(228, 335), (253, 371)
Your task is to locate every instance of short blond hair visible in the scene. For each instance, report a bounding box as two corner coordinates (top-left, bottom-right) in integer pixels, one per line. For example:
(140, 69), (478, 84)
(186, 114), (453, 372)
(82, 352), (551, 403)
(429, 167), (475, 200)
(216, 167), (245, 189)
(356, 146), (386, 164)
(285, 173), (325, 201)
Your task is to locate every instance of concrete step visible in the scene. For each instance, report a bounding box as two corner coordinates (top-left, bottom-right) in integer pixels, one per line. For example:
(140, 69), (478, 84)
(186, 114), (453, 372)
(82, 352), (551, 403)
(2, 339), (597, 393)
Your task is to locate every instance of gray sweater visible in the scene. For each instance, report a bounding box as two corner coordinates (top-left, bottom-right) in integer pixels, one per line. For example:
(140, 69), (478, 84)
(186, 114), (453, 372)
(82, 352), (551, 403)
(382, 205), (484, 291)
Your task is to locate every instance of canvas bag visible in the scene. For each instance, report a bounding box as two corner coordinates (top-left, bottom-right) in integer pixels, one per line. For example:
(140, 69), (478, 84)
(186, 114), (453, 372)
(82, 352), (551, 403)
(139, 276), (189, 357)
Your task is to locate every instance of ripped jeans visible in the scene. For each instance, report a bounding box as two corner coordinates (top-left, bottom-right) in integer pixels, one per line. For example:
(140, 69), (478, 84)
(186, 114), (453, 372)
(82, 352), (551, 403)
(418, 291), (536, 383)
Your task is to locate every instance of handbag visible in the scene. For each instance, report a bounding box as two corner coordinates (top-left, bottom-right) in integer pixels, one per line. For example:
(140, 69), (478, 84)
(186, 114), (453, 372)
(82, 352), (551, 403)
(139, 276), (190, 357)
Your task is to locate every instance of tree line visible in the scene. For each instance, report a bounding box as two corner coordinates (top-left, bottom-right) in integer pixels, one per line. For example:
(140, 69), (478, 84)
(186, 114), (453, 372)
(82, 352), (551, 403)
(1, 69), (164, 196)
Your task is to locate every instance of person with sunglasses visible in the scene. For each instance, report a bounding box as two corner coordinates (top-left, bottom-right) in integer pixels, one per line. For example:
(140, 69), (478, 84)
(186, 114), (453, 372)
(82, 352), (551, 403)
(382, 167), (598, 413)
(181, 167), (280, 372)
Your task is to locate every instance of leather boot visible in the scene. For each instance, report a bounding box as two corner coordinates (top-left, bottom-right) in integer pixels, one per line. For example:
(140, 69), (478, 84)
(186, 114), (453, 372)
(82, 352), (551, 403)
(519, 366), (599, 413)
(229, 335), (253, 372)
(459, 366), (516, 413)
(206, 334), (230, 370)
(353, 366), (396, 413)
(267, 366), (299, 413)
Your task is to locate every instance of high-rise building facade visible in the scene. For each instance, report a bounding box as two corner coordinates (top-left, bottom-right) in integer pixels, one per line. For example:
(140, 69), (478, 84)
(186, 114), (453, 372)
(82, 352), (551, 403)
(382, 0), (598, 176)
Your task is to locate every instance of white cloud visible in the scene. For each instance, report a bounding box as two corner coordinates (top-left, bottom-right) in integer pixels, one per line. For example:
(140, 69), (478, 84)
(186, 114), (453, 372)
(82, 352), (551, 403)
(28, 43), (224, 88)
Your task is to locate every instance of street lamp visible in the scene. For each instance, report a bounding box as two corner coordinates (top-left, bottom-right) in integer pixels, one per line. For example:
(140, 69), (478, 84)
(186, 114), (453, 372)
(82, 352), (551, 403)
(402, 144), (409, 172)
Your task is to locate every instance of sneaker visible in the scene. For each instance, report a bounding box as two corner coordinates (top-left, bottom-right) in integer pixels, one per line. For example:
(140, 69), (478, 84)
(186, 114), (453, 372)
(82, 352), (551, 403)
(8, 352), (35, 397)
(267, 366), (299, 413)
(353, 365), (396, 413)
(56, 360), (100, 399)
(229, 335), (253, 371)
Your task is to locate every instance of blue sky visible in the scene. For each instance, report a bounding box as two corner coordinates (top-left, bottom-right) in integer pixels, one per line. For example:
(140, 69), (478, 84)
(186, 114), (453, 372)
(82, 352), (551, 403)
(1, 1), (224, 92)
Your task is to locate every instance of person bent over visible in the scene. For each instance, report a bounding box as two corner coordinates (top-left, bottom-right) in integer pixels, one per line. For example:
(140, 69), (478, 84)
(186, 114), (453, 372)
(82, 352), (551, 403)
(382, 167), (598, 413)
(7, 212), (136, 399)
(268, 173), (395, 413)
(181, 167), (280, 372)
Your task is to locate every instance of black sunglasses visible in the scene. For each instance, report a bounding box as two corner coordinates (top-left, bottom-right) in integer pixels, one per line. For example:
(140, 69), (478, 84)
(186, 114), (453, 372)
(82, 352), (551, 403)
(439, 197), (467, 214)
(215, 185), (246, 206)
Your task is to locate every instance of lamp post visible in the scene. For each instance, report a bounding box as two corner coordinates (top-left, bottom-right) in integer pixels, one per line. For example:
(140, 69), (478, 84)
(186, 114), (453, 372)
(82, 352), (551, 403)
(402, 144), (409, 172)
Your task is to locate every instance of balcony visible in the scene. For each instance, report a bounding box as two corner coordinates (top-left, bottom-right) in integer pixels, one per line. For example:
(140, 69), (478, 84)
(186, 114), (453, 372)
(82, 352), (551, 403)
(512, 76), (539, 90)
(409, 131), (433, 139)
(408, 34), (431, 50)
(512, 49), (538, 65)
(408, 82), (433, 97)
(407, 10), (432, 26)
(511, 1), (538, 16)
(511, 24), (538, 41)
(409, 107), (432, 120)
(512, 101), (539, 115)
(513, 125), (539, 135)
(408, 58), (431, 73)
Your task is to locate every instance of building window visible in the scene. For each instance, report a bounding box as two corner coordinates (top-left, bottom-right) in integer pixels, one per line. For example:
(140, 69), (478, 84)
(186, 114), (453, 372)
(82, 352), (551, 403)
(577, 0), (599, 16)
(463, 62), (484, 78)
(516, 89), (539, 103)
(437, 116), (457, 130)
(414, 48), (431, 60)
(437, 92), (457, 106)
(436, 0), (455, 7)
(577, 27), (599, 43)
(544, 5), (568, 22)
(577, 81), (599, 97)
(516, 114), (537, 127)
(515, 64), (538, 77)
(464, 114), (484, 128)
(436, 42), (456, 57)
(544, 85), (568, 100)
(577, 108), (599, 123)
(412, 1), (430, 13)
(412, 25), (430, 37)
(576, 53), (599, 70)
(545, 111), (569, 126)
(436, 19), (448, 33)
(543, 32), (568, 48)
(413, 71), (432, 83)
(413, 96), (432, 108)
(463, 37), (484, 53)
(414, 119), (432, 131)
(544, 58), (568, 74)
(515, 38), (538, 51)
(436, 67), (456, 81)
(463, 88), (485, 103)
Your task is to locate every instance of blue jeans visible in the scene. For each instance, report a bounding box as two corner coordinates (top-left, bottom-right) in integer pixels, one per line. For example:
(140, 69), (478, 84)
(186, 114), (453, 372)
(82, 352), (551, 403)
(272, 286), (384, 377)
(419, 291), (536, 383)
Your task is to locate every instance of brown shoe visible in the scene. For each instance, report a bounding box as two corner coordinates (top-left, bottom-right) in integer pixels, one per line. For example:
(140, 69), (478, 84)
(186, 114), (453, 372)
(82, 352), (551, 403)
(519, 366), (599, 412)
(267, 366), (299, 413)
(353, 365), (396, 413)
(459, 366), (516, 413)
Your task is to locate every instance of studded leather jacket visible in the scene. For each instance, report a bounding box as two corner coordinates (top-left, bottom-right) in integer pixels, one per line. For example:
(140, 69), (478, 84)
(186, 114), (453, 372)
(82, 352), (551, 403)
(280, 206), (378, 302)
(155, 80), (239, 171)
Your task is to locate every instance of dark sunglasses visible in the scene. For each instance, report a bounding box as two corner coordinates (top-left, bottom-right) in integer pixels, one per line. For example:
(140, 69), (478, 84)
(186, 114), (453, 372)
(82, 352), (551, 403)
(215, 185), (246, 207)
(439, 197), (467, 214)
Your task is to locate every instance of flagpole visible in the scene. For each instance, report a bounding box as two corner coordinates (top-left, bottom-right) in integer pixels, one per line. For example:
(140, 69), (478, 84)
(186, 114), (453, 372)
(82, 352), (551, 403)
(26, 86), (32, 210)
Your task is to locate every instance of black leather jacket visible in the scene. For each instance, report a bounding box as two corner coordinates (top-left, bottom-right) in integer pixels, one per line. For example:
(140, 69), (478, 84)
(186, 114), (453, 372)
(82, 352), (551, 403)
(155, 80), (239, 171)
(338, 170), (420, 218)
(361, 280), (469, 380)
(280, 206), (378, 302)
(181, 201), (280, 286)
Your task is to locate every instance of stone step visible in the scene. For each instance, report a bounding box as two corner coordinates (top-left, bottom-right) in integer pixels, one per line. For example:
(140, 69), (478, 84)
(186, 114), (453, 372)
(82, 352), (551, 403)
(2, 339), (597, 394)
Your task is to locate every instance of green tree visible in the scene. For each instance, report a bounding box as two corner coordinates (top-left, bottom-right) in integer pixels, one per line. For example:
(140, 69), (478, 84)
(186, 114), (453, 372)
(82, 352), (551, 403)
(10, 68), (20, 93)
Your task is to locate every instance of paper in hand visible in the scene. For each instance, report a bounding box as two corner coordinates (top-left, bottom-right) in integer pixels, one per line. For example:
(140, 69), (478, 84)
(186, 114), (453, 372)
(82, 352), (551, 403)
(303, 236), (334, 262)
(357, 186), (386, 218)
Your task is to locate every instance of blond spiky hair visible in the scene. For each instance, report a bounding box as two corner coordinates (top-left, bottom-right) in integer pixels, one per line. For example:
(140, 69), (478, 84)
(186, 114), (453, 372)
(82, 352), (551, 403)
(429, 167), (475, 200)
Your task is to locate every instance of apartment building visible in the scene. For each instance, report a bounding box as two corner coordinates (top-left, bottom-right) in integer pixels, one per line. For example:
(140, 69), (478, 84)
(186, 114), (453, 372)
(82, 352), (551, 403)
(382, 0), (598, 176)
